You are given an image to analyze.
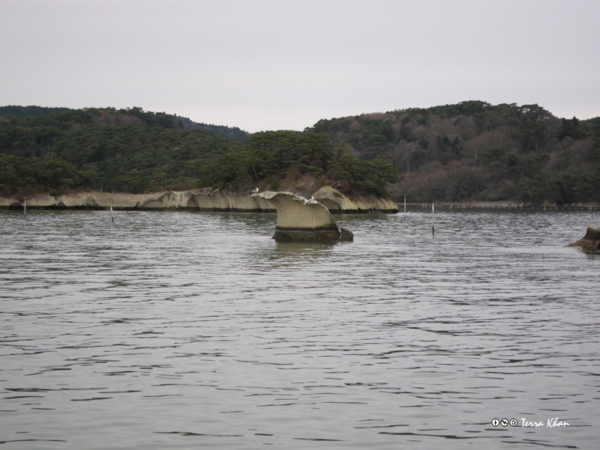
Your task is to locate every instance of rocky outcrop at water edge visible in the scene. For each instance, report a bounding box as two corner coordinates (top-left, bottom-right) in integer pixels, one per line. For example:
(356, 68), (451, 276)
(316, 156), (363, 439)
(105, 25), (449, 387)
(568, 226), (600, 251)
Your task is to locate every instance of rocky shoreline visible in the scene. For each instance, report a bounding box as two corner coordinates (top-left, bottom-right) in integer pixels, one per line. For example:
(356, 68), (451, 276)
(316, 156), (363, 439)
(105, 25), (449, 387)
(4, 190), (599, 213)
(0, 187), (399, 214)
(402, 202), (599, 210)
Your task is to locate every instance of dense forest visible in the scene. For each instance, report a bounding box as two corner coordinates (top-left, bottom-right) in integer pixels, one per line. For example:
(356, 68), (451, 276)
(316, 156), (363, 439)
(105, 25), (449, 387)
(309, 101), (600, 204)
(0, 106), (396, 199)
(1, 102), (599, 204)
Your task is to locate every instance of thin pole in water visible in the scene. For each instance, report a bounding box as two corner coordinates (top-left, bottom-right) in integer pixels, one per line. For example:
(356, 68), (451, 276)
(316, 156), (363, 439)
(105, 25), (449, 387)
(24, 196), (26, 217)
(110, 206), (114, 223)
(404, 194), (407, 215)
(432, 203), (435, 236)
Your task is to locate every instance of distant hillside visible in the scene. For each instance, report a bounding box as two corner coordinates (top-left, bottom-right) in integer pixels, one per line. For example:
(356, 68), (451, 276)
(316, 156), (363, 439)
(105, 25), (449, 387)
(0, 105), (249, 141)
(0, 105), (72, 117)
(308, 101), (600, 204)
(173, 115), (249, 141)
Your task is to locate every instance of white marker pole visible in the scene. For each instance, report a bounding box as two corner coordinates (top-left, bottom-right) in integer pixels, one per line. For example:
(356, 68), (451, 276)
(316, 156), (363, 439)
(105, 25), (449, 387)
(110, 206), (114, 222)
(432, 203), (435, 236)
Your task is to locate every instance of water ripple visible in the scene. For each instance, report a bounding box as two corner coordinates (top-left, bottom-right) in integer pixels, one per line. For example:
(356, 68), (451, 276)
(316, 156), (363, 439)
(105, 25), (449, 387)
(1, 209), (599, 449)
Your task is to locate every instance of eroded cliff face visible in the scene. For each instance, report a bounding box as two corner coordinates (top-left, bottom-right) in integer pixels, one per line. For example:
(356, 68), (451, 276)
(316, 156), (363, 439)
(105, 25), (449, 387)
(0, 190), (275, 211)
(0, 187), (397, 213)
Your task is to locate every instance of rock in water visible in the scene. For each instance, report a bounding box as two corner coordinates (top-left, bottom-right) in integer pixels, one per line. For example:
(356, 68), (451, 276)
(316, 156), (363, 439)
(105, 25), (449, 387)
(252, 191), (353, 242)
(568, 226), (600, 251)
(339, 228), (354, 242)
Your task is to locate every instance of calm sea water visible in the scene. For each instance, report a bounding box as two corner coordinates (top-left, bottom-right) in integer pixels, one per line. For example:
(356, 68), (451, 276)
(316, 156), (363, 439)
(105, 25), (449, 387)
(1, 209), (599, 449)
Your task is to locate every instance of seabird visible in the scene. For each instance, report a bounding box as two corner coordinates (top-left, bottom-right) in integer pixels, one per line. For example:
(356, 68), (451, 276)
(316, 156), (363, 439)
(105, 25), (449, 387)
(252, 187), (259, 193)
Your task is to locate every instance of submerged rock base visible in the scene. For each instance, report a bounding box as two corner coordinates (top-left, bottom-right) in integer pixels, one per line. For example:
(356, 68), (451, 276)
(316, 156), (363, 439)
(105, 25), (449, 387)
(568, 226), (600, 251)
(273, 228), (339, 242)
(273, 227), (353, 243)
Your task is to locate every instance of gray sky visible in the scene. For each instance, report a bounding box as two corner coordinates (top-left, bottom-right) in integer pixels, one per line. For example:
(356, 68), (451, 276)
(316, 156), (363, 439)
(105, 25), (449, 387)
(1, 0), (599, 132)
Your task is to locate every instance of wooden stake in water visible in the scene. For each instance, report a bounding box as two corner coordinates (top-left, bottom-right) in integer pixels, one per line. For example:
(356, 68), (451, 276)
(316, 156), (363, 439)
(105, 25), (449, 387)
(404, 194), (407, 215)
(24, 196), (26, 217)
(432, 203), (435, 236)
(110, 206), (114, 223)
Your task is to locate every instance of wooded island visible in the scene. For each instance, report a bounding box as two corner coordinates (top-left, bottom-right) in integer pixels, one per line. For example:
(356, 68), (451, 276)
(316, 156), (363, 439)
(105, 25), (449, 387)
(1, 101), (598, 205)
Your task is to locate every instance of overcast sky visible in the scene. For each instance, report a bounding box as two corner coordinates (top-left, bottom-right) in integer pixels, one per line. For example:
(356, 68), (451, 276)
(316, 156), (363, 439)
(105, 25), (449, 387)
(1, 0), (599, 132)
